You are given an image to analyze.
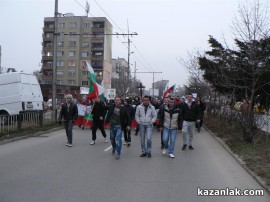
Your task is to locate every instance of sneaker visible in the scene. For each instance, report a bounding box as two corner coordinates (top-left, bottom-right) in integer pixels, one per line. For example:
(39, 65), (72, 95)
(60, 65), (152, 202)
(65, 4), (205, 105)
(104, 138), (108, 143)
(147, 153), (152, 158)
(169, 153), (175, 158)
(134, 133), (138, 136)
(182, 144), (187, 150)
(189, 145), (194, 150)
(127, 142), (131, 147)
(66, 143), (69, 146)
(162, 149), (167, 155)
(90, 140), (95, 145)
(123, 142), (127, 145)
(67, 144), (72, 147)
(115, 153), (120, 160)
(140, 153), (147, 157)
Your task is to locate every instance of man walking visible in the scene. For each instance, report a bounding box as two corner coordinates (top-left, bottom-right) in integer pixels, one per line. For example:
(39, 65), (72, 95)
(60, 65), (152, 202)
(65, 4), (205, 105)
(90, 97), (108, 145)
(181, 94), (201, 150)
(106, 97), (130, 159)
(135, 95), (157, 158)
(58, 94), (78, 147)
(159, 97), (181, 158)
(123, 99), (135, 146)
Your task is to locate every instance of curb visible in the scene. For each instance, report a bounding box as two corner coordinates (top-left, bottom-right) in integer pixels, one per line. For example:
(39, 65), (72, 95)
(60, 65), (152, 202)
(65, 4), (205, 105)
(203, 125), (270, 195)
(0, 127), (63, 146)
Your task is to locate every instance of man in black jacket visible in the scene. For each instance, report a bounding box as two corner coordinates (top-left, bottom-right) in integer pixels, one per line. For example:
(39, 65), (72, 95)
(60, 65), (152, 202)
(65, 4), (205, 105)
(90, 97), (108, 145)
(123, 99), (135, 147)
(181, 94), (201, 150)
(106, 96), (130, 159)
(59, 94), (78, 147)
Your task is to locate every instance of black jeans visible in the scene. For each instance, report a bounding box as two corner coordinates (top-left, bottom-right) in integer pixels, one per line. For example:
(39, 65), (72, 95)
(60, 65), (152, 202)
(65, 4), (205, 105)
(65, 120), (73, 144)
(92, 120), (107, 141)
(123, 125), (131, 143)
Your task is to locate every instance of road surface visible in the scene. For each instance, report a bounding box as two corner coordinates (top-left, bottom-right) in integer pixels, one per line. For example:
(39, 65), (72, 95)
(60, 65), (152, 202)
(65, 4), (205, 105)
(0, 126), (269, 202)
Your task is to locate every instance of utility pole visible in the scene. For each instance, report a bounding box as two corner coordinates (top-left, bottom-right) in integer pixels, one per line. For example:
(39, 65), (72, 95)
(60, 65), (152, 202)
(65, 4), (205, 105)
(134, 71), (162, 97)
(133, 61), (138, 94)
(123, 20), (134, 93)
(52, 0), (58, 114)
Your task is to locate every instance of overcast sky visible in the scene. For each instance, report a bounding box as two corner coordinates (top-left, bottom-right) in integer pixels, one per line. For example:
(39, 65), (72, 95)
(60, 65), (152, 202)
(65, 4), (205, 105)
(1, 0), (267, 90)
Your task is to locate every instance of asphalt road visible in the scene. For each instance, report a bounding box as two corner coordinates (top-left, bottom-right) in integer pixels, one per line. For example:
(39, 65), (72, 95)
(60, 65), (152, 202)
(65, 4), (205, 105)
(0, 126), (269, 202)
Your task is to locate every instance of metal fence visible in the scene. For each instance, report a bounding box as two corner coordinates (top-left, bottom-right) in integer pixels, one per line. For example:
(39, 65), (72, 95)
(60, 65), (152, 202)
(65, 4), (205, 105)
(0, 110), (59, 135)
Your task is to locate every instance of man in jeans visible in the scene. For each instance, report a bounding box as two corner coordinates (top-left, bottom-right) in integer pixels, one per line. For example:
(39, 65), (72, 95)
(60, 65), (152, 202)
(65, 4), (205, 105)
(181, 94), (201, 150)
(135, 95), (157, 158)
(58, 94), (78, 147)
(106, 97), (130, 159)
(159, 97), (181, 158)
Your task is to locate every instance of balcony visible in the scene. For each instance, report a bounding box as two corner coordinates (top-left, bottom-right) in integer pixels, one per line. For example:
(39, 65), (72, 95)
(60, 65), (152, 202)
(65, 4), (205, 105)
(42, 56), (53, 60)
(42, 46), (53, 51)
(91, 46), (104, 51)
(92, 27), (105, 33)
(42, 65), (53, 70)
(43, 27), (54, 32)
(91, 55), (104, 60)
(91, 36), (104, 43)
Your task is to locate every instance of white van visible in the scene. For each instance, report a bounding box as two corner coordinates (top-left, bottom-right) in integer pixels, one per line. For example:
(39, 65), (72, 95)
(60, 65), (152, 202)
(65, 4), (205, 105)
(0, 72), (43, 115)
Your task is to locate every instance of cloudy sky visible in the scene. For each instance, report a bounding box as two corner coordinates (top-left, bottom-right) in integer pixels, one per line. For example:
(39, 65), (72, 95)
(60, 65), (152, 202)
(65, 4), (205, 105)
(1, 0), (267, 89)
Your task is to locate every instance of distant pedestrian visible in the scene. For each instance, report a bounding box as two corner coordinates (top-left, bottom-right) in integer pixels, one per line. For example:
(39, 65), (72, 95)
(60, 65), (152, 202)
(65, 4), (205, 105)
(135, 95), (157, 158)
(196, 97), (206, 133)
(90, 97), (108, 145)
(159, 97), (181, 158)
(58, 94), (78, 147)
(106, 97), (130, 159)
(181, 94), (201, 150)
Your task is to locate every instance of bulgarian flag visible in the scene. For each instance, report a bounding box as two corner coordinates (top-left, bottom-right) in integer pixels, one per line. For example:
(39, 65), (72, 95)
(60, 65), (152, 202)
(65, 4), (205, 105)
(163, 84), (176, 99)
(86, 61), (104, 100)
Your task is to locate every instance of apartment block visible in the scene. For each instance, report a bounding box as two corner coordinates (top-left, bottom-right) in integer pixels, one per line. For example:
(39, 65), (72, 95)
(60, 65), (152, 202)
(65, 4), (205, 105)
(41, 14), (112, 92)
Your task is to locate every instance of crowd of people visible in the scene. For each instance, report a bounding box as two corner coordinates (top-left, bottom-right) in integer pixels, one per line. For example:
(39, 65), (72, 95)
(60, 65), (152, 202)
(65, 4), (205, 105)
(58, 93), (207, 160)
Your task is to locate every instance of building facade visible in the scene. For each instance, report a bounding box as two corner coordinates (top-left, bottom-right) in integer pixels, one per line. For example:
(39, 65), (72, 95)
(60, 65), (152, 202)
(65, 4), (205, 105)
(40, 14), (112, 99)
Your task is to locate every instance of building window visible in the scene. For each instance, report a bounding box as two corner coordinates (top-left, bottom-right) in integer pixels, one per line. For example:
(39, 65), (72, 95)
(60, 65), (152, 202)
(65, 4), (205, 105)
(57, 70), (64, 75)
(92, 22), (104, 28)
(43, 70), (53, 76)
(57, 61), (64, 66)
(43, 51), (53, 57)
(69, 41), (76, 47)
(82, 71), (88, 76)
(59, 32), (65, 37)
(81, 81), (89, 86)
(68, 70), (76, 76)
(57, 80), (64, 85)
(81, 52), (90, 57)
(68, 61), (76, 67)
(44, 80), (53, 84)
(46, 23), (54, 29)
(68, 51), (75, 57)
(69, 22), (77, 28)
(58, 23), (65, 28)
(68, 80), (75, 85)
(82, 23), (90, 29)
(56, 51), (64, 57)
(69, 32), (77, 37)
(43, 61), (53, 67)
(82, 42), (89, 48)
(82, 33), (90, 38)
(45, 33), (53, 38)
(92, 51), (103, 56)
(57, 41), (64, 47)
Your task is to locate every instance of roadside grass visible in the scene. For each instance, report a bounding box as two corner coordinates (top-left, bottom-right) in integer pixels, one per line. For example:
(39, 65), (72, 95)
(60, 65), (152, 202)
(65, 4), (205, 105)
(204, 113), (270, 186)
(0, 123), (62, 141)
